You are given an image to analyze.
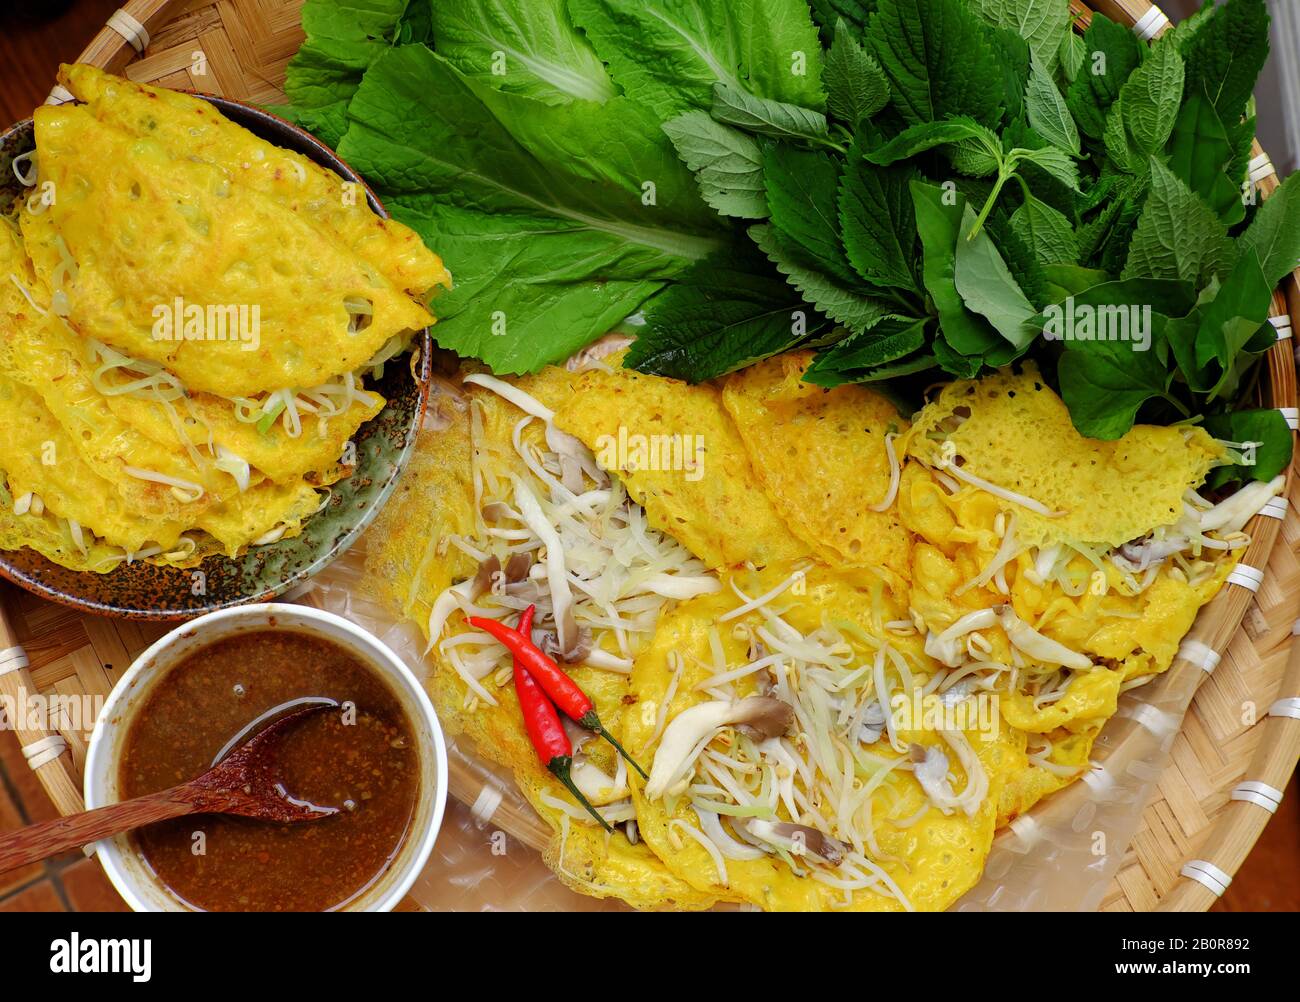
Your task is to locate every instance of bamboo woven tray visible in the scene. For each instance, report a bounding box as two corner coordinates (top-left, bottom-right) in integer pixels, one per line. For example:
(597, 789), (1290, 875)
(0, 0), (1297, 912)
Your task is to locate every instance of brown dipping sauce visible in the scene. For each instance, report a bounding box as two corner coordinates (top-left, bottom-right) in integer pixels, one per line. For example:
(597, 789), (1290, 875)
(119, 629), (419, 912)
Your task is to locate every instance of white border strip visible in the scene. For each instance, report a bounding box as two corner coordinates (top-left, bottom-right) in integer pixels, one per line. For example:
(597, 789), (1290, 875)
(1231, 781), (1284, 814)
(1279, 407), (1300, 430)
(1269, 315), (1293, 342)
(106, 9), (151, 54)
(1133, 6), (1170, 41)
(1181, 860), (1233, 897)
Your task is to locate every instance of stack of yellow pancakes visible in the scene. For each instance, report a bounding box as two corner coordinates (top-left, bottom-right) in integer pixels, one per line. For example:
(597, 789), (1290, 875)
(0, 65), (447, 573)
(363, 350), (1280, 911)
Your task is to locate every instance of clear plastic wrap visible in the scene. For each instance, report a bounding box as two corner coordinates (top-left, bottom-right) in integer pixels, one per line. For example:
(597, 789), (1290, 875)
(299, 532), (1210, 912)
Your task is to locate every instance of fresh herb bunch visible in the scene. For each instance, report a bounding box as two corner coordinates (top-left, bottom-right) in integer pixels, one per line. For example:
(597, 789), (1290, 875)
(282, 0), (1298, 482)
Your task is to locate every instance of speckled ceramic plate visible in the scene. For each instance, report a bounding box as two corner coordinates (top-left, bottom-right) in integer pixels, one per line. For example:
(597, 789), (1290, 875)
(0, 97), (431, 620)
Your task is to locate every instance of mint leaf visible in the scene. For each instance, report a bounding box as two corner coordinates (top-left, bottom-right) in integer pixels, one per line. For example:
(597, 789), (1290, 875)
(809, 0), (877, 38)
(1181, 0), (1270, 121)
(1010, 194), (1078, 265)
(868, 0), (1003, 127)
(750, 224), (893, 333)
(1029, 277), (1198, 325)
(911, 181), (1007, 360)
(663, 112), (768, 218)
(1025, 56), (1080, 154)
(1240, 171), (1300, 288)
(628, 252), (826, 381)
(568, 0), (826, 119)
(339, 46), (725, 374)
(1104, 40), (1185, 172)
(839, 147), (921, 293)
(970, 0), (1072, 75)
(1057, 333), (1175, 439)
(430, 0), (614, 104)
(1011, 146), (1080, 192)
(711, 83), (832, 143)
(1179, 249), (1272, 377)
(803, 316), (930, 384)
(1041, 263), (1110, 302)
(1167, 91), (1243, 224)
(864, 117), (1002, 169)
(824, 20), (890, 125)
(955, 204), (1037, 349)
(1059, 31), (1086, 85)
(986, 27), (1031, 126)
(1065, 12), (1143, 141)
(763, 143), (857, 284)
(1123, 159), (1234, 288)
(1202, 409), (1293, 485)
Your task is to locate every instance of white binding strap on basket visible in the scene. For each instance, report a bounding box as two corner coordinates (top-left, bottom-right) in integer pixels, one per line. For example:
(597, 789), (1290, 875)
(1279, 406), (1300, 430)
(1008, 814), (1040, 849)
(1269, 697), (1300, 719)
(1269, 315), (1293, 342)
(44, 84), (74, 106)
(1259, 496), (1289, 520)
(1081, 764), (1115, 797)
(1180, 859), (1233, 897)
(470, 784), (503, 826)
(106, 8), (151, 54)
(0, 645), (30, 677)
(1225, 564), (1264, 592)
(1177, 639), (1221, 674)
(1132, 5), (1170, 41)
(1231, 781), (1285, 814)
(1119, 701), (1179, 738)
(22, 734), (67, 771)
(1248, 152), (1276, 186)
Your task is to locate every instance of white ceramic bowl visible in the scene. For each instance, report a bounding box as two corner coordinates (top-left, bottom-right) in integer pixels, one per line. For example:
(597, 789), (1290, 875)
(84, 603), (447, 912)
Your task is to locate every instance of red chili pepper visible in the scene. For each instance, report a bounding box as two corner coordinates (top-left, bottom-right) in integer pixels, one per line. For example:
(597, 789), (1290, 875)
(509, 606), (612, 833)
(469, 605), (648, 779)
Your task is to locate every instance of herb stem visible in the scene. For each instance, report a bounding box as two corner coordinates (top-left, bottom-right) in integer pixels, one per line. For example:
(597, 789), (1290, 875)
(968, 166), (1011, 241)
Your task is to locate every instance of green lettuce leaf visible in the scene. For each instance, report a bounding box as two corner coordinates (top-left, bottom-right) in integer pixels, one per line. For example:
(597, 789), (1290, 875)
(567, 0), (826, 119)
(282, 0), (426, 149)
(339, 45), (725, 373)
(430, 0), (614, 103)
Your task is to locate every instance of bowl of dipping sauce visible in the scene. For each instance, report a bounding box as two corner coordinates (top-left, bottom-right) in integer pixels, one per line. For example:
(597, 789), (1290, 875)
(84, 604), (447, 912)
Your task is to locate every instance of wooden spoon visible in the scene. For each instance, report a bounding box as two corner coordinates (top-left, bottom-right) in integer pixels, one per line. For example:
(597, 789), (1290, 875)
(0, 703), (341, 874)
